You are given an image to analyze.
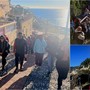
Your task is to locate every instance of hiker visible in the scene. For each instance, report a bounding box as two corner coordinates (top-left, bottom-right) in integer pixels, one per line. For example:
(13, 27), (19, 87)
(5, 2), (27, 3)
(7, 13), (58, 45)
(26, 36), (31, 54)
(0, 35), (10, 72)
(56, 38), (69, 90)
(13, 32), (27, 73)
(73, 26), (85, 44)
(46, 35), (58, 75)
(31, 34), (36, 54)
(23, 34), (27, 40)
(78, 76), (82, 90)
(3, 34), (9, 43)
(73, 17), (80, 29)
(33, 32), (47, 67)
(84, 8), (90, 17)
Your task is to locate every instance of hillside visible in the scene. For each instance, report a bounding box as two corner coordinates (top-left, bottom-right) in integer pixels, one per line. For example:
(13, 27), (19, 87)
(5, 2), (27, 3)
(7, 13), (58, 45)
(70, 0), (89, 18)
(81, 58), (90, 67)
(70, 58), (90, 90)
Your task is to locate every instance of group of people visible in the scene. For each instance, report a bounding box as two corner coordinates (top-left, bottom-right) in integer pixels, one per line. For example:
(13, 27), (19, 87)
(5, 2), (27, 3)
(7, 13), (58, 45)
(71, 6), (90, 44)
(0, 32), (69, 90)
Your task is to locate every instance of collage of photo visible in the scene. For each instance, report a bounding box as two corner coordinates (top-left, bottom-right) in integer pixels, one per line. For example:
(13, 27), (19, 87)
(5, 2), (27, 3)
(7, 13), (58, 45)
(0, 0), (89, 90)
(70, 0), (90, 90)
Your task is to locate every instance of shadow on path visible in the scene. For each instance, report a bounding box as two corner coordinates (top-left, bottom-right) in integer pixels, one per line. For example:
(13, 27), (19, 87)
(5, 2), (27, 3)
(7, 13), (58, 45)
(0, 73), (15, 88)
(8, 76), (27, 90)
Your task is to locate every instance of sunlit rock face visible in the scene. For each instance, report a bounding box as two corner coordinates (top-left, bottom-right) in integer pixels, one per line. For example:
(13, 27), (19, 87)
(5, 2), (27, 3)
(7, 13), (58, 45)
(0, 0), (11, 18)
(61, 73), (70, 90)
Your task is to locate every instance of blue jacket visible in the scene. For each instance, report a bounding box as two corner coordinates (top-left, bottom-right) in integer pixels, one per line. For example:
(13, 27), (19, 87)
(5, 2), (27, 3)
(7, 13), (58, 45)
(33, 38), (47, 54)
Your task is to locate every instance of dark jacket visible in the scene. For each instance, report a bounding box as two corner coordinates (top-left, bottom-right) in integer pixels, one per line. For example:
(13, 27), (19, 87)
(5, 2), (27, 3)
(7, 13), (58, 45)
(0, 40), (10, 54)
(14, 38), (27, 55)
(56, 48), (69, 79)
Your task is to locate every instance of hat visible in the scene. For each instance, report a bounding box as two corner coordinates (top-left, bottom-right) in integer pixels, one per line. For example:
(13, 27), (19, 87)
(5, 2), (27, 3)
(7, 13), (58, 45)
(75, 26), (82, 32)
(0, 35), (4, 39)
(37, 32), (43, 36)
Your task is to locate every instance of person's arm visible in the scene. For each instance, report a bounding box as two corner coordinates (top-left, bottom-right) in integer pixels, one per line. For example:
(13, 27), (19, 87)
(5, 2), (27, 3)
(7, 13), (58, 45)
(13, 40), (16, 53)
(24, 40), (28, 54)
(43, 39), (47, 49)
(6, 41), (10, 53)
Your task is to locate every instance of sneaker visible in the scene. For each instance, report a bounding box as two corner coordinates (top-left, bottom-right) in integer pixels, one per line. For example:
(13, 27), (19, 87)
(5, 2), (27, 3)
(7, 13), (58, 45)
(14, 69), (18, 74)
(20, 68), (24, 71)
(2, 70), (7, 75)
(0, 70), (7, 77)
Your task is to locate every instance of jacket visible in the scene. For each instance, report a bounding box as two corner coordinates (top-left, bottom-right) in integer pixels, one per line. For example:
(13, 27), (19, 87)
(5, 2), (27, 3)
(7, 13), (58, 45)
(0, 40), (10, 54)
(14, 38), (27, 55)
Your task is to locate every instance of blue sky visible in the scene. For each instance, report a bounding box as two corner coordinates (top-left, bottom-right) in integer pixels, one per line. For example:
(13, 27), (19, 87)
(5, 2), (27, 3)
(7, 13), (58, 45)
(70, 45), (90, 67)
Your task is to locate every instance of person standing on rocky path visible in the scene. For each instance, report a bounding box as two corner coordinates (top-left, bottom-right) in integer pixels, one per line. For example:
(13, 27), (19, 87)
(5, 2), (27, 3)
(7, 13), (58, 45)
(0, 35), (10, 73)
(13, 32), (27, 73)
(33, 32), (47, 67)
(56, 37), (69, 90)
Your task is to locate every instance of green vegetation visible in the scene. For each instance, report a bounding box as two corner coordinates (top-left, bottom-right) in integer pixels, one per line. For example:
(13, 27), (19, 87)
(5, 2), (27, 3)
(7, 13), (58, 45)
(70, 0), (88, 18)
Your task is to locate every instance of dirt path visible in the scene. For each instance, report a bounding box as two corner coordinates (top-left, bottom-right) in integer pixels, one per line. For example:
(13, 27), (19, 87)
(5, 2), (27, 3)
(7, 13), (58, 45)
(0, 54), (35, 90)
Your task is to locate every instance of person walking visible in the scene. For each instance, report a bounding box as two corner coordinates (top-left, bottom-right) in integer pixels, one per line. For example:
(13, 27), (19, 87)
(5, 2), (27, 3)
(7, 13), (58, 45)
(56, 38), (69, 90)
(33, 32), (47, 67)
(26, 36), (31, 54)
(13, 32), (27, 73)
(0, 35), (10, 72)
(46, 35), (58, 75)
(31, 34), (36, 54)
(74, 26), (85, 44)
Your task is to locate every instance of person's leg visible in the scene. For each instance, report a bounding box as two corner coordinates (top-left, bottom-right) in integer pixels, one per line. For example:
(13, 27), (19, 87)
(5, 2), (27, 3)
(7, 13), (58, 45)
(35, 53), (39, 66)
(39, 53), (43, 66)
(20, 55), (24, 70)
(51, 56), (55, 71)
(58, 74), (62, 90)
(2, 53), (7, 71)
(56, 63), (62, 90)
(47, 54), (52, 72)
(58, 68), (68, 90)
(14, 53), (19, 73)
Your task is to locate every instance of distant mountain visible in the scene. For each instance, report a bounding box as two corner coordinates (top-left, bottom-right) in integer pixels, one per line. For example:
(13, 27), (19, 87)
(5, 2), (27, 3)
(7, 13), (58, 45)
(70, 66), (79, 72)
(81, 58), (90, 67)
(70, 58), (90, 72)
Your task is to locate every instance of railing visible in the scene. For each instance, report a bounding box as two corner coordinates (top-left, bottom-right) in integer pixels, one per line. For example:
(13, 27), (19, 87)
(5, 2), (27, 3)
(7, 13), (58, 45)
(0, 21), (17, 45)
